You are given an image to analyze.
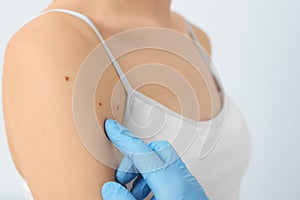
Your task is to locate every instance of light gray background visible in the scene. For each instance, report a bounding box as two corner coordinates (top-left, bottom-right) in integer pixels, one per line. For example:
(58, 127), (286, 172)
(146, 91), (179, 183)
(1, 0), (299, 199)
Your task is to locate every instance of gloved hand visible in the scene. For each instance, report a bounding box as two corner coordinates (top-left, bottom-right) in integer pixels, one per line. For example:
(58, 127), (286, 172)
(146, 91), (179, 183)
(101, 118), (209, 200)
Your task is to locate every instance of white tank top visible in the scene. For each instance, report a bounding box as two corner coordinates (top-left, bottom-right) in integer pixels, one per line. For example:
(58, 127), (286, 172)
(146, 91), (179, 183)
(18, 9), (251, 200)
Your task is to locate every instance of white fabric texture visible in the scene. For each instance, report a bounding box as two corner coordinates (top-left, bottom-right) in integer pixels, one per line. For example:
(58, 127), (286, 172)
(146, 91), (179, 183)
(18, 9), (251, 200)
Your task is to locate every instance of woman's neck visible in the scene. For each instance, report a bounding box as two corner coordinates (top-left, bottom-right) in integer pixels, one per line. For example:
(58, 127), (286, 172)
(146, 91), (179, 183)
(52, 0), (172, 26)
(99, 0), (172, 24)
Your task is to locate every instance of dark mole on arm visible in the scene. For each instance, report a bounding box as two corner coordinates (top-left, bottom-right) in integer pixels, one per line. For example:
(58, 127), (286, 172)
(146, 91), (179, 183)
(65, 76), (70, 81)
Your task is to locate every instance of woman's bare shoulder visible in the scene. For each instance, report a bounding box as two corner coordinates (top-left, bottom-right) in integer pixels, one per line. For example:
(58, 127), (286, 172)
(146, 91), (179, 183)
(189, 23), (212, 57)
(3, 12), (114, 200)
(5, 11), (99, 63)
(172, 11), (212, 57)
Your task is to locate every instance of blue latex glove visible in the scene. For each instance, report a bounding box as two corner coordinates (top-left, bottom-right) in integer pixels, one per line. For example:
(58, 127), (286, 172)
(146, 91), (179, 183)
(101, 118), (209, 200)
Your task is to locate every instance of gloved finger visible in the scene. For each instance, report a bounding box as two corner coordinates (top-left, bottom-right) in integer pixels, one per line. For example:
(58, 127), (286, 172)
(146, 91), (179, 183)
(116, 157), (151, 199)
(148, 140), (183, 167)
(149, 141), (209, 200)
(104, 119), (156, 154)
(130, 175), (151, 200)
(116, 156), (139, 185)
(101, 181), (136, 200)
(105, 119), (165, 174)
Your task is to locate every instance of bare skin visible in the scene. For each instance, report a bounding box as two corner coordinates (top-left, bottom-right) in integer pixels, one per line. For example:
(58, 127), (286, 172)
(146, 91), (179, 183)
(2, 0), (222, 199)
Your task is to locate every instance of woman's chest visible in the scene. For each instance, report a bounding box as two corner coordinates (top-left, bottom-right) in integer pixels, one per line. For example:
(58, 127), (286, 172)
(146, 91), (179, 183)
(94, 48), (223, 128)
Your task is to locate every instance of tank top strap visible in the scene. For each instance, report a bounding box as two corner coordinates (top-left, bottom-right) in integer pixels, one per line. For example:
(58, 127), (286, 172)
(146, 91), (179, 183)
(185, 19), (225, 97)
(39, 8), (134, 94)
(185, 19), (211, 67)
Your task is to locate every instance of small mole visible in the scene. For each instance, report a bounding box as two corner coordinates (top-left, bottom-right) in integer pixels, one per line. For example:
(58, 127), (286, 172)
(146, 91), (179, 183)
(65, 76), (70, 81)
(99, 102), (102, 106)
(117, 105), (119, 110)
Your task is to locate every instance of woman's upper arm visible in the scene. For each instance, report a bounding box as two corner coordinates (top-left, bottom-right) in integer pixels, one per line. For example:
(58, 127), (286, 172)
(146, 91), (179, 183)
(2, 17), (114, 200)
